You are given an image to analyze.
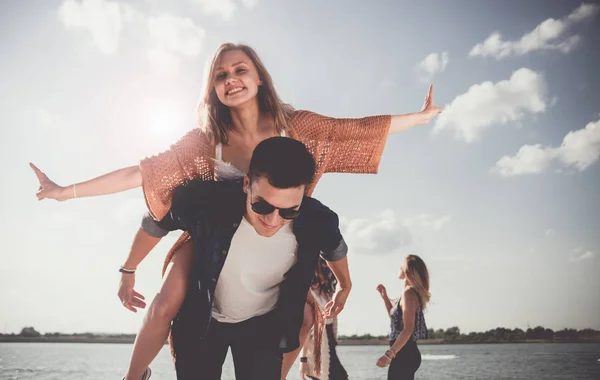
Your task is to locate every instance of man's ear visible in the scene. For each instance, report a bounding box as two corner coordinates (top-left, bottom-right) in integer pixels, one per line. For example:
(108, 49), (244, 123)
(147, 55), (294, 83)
(243, 175), (250, 193)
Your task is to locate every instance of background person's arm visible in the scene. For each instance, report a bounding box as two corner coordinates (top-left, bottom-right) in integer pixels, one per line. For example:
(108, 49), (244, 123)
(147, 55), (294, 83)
(376, 284), (394, 316)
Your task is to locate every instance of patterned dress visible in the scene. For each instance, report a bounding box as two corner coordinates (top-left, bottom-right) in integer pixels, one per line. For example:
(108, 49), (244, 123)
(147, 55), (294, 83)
(389, 292), (428, 342)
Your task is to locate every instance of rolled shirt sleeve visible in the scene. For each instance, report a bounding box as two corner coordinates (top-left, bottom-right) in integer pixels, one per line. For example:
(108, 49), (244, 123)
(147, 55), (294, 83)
(321, 237), (348, 262)
(141, 212), (170, 238)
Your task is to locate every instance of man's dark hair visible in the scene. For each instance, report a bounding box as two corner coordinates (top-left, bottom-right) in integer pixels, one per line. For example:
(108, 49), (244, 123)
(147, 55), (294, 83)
(248, 137), (315, 188)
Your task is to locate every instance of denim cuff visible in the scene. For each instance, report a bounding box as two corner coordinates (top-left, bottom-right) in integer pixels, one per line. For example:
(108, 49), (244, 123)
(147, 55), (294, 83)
(141, 212), (169, 238)
(322, 238), (348, 262)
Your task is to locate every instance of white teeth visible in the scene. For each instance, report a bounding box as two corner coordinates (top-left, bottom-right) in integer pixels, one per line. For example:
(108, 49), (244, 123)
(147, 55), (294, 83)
(227, 87), (243, 95)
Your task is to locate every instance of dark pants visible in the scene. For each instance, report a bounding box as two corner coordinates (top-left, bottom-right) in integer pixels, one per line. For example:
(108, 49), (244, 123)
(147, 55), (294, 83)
(387, 340), (421, 380)
(175, 310), (283, 380)
(326, 324), (348, 380)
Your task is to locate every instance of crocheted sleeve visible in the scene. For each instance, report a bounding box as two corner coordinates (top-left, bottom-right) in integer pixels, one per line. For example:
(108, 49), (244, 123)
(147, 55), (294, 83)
(289, 110), (391, 174)
(139, 129), (215, 220)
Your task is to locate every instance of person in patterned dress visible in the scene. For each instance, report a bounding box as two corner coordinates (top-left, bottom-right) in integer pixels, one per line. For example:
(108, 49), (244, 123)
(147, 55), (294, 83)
(376, 255), (430, 380)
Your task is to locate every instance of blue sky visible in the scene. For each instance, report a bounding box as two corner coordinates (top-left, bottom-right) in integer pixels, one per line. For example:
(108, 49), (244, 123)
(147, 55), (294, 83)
(1, 0), (599, 337)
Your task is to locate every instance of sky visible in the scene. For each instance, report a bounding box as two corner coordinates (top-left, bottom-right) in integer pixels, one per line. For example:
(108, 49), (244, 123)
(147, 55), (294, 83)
(1, 0), (599, 338)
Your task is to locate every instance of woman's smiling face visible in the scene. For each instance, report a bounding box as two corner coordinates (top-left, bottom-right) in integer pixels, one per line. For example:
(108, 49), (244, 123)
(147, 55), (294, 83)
(213, 49), (263, 108)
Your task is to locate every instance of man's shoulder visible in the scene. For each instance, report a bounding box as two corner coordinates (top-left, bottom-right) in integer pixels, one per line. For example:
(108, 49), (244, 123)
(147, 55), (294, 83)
(295, 197), (342, 252)
(297, 197), (339, 228)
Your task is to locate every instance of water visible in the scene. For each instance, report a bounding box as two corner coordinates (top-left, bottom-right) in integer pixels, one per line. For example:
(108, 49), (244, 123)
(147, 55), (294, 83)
(0, 342), (599, 379)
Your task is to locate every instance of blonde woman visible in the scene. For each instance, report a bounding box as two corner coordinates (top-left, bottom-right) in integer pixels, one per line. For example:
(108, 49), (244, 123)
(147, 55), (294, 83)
(376, 255), (430, 380)
(31, 42), (441, 380)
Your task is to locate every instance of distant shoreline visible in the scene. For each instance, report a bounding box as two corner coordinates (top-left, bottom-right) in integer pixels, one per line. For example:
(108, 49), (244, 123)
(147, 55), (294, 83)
(1, 336), (599, 345)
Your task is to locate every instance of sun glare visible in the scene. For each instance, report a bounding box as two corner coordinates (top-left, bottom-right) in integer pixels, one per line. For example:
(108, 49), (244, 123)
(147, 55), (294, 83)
(148, 108), (183, 138)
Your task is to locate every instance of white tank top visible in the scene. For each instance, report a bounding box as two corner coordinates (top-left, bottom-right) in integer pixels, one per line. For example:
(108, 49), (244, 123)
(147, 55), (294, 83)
(214, 130), (286, 180)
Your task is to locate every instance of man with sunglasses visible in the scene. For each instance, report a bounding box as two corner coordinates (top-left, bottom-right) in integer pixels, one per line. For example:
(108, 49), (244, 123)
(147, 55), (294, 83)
(132, 137), (351, 379)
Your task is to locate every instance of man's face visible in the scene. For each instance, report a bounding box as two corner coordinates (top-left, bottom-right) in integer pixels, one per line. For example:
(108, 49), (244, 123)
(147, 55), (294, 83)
(244, 175), (304, 237)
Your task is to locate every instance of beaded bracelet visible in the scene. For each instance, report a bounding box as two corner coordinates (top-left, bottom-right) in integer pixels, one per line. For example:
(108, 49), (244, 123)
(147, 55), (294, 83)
(119, 266), (136, 274)
(384, 349), (396, 361)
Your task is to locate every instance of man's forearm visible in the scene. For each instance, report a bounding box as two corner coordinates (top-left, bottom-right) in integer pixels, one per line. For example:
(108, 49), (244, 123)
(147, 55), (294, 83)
(122, 227), (162, 269)
(326, 257), (352, 290)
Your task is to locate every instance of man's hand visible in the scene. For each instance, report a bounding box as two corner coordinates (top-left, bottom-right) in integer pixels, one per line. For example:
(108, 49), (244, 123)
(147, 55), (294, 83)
(324, 287), (350, 318)
(118, 273), (146, 312)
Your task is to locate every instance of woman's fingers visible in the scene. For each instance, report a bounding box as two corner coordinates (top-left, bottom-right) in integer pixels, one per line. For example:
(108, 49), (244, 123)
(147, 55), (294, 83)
(129, 295), (147, 309)
(131, 290), (145, 300)
(30, 163), (48, 183)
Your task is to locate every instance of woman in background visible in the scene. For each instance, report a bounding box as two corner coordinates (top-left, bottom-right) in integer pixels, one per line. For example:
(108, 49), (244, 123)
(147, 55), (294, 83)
(300, 259), (348, 380)
(376, 254), (430, 380)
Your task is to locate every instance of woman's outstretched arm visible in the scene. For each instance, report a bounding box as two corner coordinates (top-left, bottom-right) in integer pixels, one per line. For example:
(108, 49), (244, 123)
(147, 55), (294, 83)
(388, 84), (442, 134)
(376, 284), (394, 316)
(31, 163), (142, 201)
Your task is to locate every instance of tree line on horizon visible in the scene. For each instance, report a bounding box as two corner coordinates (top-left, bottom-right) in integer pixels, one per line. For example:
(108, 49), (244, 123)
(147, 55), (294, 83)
(339, 326), (600, 342)
(4, 326), (599, 343)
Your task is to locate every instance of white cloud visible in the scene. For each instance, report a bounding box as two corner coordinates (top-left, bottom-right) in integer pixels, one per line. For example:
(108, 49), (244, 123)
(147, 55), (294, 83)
(146, 14), (205, 72)
(545, 229), (555, 237)
(494, 118), (600, 176)
(147, 14), (205, 56)
(402, 214), (451, 231)
(432, 215), (451, 230)
(432, 68), (547, 143)
(58, 0), (136, 54)
(341, 210), (412, 255)
(194, 0), (237, 21)
(495, 144), (557, 176)
(417, 52), (449, 82)
(570, 251), (595, 262)
(558, 119), (600, 170)
(469, 3), (599, 59)
(39, 110), (65, 128)
(379, 79), (395, 90)
(241, 0), (258, 8)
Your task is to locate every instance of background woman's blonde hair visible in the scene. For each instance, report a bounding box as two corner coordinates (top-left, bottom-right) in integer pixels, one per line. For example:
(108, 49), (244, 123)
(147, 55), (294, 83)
(197, 42), (293, 144)
(404, 254), (431, 311)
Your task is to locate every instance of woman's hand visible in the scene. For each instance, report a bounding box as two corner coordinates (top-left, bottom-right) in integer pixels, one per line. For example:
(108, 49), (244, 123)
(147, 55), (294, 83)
(376, 353), (393, 368)
(118, 273), (146, 313)
(30, 163), (70, 201)
(389, 85), (442, 134)
(376, 284), (387, 298)
(418, 84), (442, 124)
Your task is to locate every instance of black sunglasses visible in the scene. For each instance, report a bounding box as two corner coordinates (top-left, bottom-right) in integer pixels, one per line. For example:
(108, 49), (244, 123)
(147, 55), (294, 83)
(249, 188), (300, 220)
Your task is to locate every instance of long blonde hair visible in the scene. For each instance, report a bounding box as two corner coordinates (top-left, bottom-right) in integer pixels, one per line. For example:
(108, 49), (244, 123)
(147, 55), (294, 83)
(197, 43), (293, 144)
(404, 254), (431, 311)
